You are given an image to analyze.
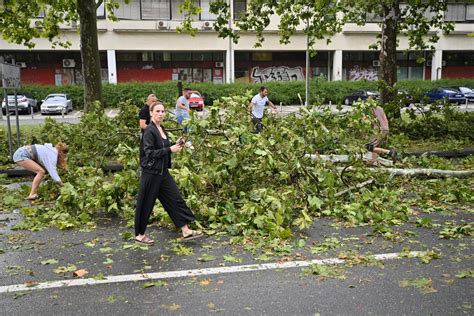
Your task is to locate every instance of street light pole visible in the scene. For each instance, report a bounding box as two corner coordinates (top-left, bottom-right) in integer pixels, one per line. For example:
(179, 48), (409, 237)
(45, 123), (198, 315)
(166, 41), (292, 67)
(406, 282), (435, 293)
(305, 17), (310, 106)
(305, 34), (310, 106)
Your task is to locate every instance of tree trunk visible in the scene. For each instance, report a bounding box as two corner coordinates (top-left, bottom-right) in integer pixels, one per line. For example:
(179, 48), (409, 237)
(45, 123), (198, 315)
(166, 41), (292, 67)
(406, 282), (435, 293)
(77, 0), (102, 112)
(379, 2), (399, 118)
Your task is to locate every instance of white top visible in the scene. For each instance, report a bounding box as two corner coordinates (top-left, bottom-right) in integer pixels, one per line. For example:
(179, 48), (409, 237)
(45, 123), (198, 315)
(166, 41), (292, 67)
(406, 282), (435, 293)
(36, 144), (61, 183)
(251, 94), (269, 119)
(175, 95), (190, 118)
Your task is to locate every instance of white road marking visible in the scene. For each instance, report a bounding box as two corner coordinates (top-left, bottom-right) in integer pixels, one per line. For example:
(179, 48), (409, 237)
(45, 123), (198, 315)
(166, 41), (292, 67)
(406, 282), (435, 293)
(0, 251), (426, 294)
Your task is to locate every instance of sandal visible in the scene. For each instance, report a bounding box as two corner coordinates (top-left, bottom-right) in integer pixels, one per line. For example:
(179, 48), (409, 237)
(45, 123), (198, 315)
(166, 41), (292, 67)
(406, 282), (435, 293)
(135, 235), (154, 245)
(26, 195), (39, 201)
(182, 230), (203, 241)
(388, 149), (397, 163)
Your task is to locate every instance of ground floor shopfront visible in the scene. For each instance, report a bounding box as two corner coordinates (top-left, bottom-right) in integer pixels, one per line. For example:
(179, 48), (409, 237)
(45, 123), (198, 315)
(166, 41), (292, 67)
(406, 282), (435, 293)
(2, 49), (473, 86)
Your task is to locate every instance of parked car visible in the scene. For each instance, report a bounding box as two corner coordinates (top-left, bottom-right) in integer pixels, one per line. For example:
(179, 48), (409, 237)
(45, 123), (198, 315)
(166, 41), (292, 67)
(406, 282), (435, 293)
(343, 90), (380, 105)
(40, 94), (73, 115)
(188, 91), (204, 111)
(450, 86), (474, 103)
(424, 88), (466, 104)
(1, 93), (38, 115)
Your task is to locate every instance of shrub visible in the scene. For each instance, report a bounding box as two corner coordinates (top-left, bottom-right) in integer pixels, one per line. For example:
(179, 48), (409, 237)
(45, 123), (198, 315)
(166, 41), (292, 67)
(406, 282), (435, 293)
(20, 79), (474, 110)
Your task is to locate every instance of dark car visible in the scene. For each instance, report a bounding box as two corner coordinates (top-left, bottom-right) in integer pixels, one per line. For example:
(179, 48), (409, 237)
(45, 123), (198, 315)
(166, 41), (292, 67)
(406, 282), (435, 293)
(450, 87), (474, 103)
(343, 90), (380, 105)
(424, 88), (466, 104)
(1, 93), (38, 115)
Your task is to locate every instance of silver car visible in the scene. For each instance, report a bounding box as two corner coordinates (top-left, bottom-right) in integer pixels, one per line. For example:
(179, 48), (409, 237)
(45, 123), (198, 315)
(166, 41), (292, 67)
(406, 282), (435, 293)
(41, 94), (73, 115)
(2, 93), (38, 114)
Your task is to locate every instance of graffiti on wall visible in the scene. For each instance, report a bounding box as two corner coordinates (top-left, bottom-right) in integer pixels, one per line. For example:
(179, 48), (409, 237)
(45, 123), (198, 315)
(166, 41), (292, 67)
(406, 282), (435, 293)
(251, 66), (304, 83)
(348, 66), (378, 81)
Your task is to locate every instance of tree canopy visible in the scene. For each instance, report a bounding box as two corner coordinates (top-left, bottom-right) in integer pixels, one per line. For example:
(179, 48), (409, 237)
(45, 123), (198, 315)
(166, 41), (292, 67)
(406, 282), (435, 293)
(183, 0), (456, 108)
(0, 0), (118, 111)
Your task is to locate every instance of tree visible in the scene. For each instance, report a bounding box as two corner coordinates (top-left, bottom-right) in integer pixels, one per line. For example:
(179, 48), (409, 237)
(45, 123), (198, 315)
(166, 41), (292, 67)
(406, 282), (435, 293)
(184, 0), (454, 113)
(0, 0), (116, 111)
(182, 0), (347, 66)
(342, 0), (454, 115)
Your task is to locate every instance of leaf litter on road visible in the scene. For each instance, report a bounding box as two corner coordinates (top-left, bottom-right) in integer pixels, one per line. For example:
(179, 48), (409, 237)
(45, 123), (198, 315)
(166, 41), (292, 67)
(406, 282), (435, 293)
(399, 277), (437, 294)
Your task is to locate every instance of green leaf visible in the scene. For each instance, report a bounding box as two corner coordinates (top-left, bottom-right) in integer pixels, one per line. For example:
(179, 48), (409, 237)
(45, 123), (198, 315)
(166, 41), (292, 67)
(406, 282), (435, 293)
(143, 280), (167, 288)
(198, 254), (216, 262)
(99, 247), (114, 253)
(103, 258), (114, 265)
(122, 231), (133, 241)
(53, 264), (77, 274)
(456, 269), (473, 279)
(41, 259), (59, 265)
(308, 196), (323, 211)
(223, 255), (242, 263)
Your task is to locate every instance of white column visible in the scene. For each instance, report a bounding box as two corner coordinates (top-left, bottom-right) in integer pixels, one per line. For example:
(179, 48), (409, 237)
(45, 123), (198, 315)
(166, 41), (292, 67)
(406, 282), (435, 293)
(225, 0), (234, 83)
(332, 50), (343, 81)
(225, 46), (234, 83)
(107, 49), (117, 84)
(431, 50), (443, 81)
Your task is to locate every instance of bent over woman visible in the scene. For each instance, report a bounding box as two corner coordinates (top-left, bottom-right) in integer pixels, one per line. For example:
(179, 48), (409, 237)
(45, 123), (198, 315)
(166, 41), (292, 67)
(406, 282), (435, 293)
(13, 143), (68, 200)
(135, 102), (202, 244)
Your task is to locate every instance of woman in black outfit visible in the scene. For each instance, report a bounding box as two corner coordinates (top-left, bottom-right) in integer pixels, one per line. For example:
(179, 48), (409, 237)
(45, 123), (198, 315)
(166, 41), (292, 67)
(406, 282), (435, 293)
(135, 102), (202, 244)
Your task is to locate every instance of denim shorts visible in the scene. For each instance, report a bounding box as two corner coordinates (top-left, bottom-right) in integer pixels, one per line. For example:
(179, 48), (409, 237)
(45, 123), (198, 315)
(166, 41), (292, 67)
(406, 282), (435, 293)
(12, 146), (31, 163)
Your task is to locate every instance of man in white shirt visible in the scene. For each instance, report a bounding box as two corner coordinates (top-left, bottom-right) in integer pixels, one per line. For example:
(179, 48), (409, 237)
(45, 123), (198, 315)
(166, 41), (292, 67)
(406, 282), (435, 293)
(248, 86), (277, 133)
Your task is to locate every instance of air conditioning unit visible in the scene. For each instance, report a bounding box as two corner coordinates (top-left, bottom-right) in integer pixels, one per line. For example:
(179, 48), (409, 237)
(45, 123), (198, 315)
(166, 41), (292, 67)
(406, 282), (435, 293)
(372, 60), (381, 67)
(156, 20), (170, 30)
(201, 21), (213, 30)
(62, 59), (76, 68)
(215, 61), (224, 68)
(426, 61), (432, 66)
(16, 62), (27, 68)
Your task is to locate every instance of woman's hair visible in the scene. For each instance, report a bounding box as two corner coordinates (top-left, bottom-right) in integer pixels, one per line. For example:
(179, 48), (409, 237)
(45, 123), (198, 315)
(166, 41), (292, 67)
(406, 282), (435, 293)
(150, 101), (164, 113)
(55, 142), (69, 169)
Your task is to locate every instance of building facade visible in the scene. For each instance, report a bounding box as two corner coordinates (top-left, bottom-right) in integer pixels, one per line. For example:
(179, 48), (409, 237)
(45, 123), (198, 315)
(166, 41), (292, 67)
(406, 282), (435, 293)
(1, 0), (473, 86)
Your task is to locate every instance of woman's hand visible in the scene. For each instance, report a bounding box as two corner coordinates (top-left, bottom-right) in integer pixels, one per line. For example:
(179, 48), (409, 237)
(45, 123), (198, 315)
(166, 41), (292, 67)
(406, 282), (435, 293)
(170, 144), (183, 153)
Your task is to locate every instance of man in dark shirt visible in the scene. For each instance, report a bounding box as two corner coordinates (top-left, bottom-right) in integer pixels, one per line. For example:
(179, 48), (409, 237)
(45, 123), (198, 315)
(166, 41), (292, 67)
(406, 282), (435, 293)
(139, 94), (158, 159)
(139, 94), (158, 133)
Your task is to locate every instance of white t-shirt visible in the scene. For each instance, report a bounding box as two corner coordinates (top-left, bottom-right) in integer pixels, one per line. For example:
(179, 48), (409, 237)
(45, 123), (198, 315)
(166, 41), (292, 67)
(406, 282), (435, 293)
(175, 95), (190, 118)
(35, 144), (61, 183)
(251, 94), (269, 119)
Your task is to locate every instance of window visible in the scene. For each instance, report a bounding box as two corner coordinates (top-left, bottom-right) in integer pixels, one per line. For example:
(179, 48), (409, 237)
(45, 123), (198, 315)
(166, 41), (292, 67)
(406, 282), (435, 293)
(201, 0), (217, 20)
(192, 52), (213, 61)
(142, 52), (154, 62)
(252, 52), (272, 61)
(466, 4), (474, 21)
(234, 0), (246, 20)
(171, 0), (185, 20)
(115, 0), (140, 19)
(171, 52), (192, 61)
(116, 52), (139, 62)
(445, 4), (466, 21)
(97, 2), (105, 18)
(142, 0), (170, 19)
(366, 12), (383, 23)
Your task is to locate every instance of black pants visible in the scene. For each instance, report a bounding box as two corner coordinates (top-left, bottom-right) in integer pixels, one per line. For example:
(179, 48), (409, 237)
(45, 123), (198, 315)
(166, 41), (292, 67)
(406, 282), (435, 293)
(135, 170), (195, 236)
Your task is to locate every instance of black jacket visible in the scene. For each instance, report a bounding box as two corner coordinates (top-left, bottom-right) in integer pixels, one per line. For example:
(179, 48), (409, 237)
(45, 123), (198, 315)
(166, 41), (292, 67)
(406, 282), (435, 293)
(140, 121), (172, 175)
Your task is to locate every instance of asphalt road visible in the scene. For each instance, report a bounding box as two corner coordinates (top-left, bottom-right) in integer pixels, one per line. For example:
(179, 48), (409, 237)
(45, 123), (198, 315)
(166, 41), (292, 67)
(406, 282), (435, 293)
(0, 190), (472, 315)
